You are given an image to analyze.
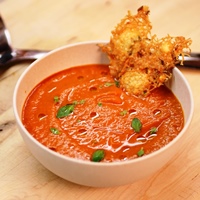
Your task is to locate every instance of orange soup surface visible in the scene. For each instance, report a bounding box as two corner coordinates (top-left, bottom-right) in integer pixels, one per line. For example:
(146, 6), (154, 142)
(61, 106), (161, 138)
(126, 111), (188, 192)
(22, 64), (184, 162)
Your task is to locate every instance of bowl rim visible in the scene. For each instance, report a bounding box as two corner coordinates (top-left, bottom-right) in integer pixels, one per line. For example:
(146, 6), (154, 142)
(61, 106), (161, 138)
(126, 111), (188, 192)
(13, 40), (194, 167)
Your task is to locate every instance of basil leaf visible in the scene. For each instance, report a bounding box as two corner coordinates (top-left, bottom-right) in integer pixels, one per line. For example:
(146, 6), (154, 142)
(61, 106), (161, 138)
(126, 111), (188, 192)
(131, 118), (142, 133)
(56, 104), (74, 118)
(50, 127), (60, 135)
(91, 149), (105, 162)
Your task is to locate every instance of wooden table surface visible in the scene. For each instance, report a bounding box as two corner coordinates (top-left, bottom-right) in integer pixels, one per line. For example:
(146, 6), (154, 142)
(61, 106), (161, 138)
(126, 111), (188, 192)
(1, 0), (200, 199)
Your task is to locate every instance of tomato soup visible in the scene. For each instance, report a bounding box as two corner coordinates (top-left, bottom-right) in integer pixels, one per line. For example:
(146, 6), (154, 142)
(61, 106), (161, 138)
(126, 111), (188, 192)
(22, 64), (184, 162)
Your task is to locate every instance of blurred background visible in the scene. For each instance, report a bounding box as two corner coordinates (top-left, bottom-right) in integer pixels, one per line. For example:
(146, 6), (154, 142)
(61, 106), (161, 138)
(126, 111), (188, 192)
(1, 0), (199, 51)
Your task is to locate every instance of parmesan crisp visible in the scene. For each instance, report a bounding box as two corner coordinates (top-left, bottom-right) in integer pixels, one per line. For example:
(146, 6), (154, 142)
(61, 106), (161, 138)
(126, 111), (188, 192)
(100, 6), (192, 97)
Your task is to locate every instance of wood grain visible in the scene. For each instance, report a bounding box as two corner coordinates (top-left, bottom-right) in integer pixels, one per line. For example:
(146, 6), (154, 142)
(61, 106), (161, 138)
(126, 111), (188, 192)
(1, 0), (200, 199)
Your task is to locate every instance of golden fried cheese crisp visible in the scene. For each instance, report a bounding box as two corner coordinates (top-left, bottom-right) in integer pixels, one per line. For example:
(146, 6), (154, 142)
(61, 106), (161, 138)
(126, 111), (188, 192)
(100, 5), (192, 97)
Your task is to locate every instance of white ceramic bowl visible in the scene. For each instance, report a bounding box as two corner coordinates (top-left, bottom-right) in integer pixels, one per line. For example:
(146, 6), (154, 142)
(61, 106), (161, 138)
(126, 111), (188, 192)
(13, 41), (194, 187)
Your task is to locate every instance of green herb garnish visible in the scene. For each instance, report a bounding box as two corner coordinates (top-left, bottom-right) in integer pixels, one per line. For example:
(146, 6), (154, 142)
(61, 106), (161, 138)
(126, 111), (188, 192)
(91, 149), (105, 162)
(50, 127), (60, 135)
(73, 100), (85, 105)
(104, 82), (114, 87)
(79, 99), (85, 104)
(73, 100), (79, 105)
(137, 148), (145, 157)
(53, 96), (60, 103)
(120, 110), (127, 116)
(131, 118), (142, 133)
(115, 80), (120, 88)
(98, 102), (103, 107)
(150, 127), (157, 134)
(56, 104), (74, 118)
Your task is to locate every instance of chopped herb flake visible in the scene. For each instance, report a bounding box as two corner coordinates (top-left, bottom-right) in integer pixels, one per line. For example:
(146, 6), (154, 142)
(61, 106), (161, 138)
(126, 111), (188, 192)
(73, 100), (85, 105)
(53, 96), (59, 103)
(120, 110), (127, 116)
(104, 82), (114, 87)
(73, 101), (78, 105)
(98, 102), (103, 107)
(137, 148), (144, 157)
(50, 127), (60, 135)
(115, 80), (120, 87)
(150, 127), (157, 134)
(79, 99), (85, 104)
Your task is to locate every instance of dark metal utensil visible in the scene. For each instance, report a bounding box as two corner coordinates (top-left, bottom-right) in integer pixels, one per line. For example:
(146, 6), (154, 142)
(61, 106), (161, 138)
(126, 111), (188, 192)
(178, 53), (200, 68)
(0, 15), (48, 67)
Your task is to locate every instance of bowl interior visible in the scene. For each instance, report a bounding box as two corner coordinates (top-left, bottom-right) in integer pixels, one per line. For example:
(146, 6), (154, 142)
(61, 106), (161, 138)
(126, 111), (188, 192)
(165, 68), (193, 123)
(13, 41), (194, 187)
(15, 41), (109, 116)
(15, 41), (193, 128)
